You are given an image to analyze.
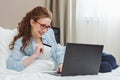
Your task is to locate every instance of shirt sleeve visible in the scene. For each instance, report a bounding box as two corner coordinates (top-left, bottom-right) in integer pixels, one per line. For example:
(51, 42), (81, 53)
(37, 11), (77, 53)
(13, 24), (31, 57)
(55, 44), (66, 65)
(48, 29), (66, 65)
(7, 37), (25, 71)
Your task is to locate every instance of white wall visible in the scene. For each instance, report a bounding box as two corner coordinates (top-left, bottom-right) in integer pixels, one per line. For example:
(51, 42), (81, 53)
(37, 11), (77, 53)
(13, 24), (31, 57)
(0, 0), (46, 29)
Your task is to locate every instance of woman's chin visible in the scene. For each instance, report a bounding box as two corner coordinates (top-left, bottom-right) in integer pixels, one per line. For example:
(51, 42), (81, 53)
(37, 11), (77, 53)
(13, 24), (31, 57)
(35, 34), (41, 38)
(38, 35), (42, 38)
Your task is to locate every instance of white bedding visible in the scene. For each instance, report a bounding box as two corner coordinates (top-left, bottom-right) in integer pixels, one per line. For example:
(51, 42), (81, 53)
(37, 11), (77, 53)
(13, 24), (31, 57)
(0, 27), (120, 80)
(0, 67), (120, 80)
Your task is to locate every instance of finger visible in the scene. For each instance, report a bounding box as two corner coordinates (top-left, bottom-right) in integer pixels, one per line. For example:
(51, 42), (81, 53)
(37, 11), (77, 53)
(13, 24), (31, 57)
(57, 67), (61, 74)
(35, 45), (38, 51)
(40, 48), (43, 53)
(36, 44), (39, 47)
(60, 68), (62, 73)
(40, 46), (44, 53)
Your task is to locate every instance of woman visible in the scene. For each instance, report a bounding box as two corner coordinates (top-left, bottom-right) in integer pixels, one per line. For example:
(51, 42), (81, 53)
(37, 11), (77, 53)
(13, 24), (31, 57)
(7, 6), (65, 73)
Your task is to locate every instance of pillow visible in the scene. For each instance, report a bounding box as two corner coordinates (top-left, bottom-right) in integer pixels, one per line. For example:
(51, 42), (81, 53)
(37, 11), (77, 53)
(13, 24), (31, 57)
(99, 62), (112, 73)
(101, 53), (119, 69)
(0, 27), (17, 68)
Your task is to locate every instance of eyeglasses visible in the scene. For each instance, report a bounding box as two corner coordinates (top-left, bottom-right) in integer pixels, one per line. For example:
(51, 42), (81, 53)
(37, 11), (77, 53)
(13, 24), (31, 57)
(36, 21), (51, 30)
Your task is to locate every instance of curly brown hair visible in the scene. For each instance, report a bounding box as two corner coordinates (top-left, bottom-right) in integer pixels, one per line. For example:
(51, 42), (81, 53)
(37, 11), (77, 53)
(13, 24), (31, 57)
(9, 6), (52, 53)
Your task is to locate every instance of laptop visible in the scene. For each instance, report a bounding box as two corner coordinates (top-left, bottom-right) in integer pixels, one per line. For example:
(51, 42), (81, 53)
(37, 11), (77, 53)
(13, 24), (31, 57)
(44, 43), (103, 76)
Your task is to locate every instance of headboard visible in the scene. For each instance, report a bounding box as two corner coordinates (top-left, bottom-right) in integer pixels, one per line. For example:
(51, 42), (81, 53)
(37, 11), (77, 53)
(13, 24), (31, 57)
(52, 27), (60, 43)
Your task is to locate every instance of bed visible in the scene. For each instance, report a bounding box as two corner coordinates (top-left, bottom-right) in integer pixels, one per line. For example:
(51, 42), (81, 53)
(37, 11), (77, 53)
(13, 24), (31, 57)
(0, 27), (120, 80)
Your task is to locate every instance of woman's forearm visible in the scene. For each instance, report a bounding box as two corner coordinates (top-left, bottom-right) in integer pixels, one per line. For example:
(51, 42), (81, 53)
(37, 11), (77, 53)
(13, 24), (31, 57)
(23, 43), (43, 67)
(23, 54), (37, 67)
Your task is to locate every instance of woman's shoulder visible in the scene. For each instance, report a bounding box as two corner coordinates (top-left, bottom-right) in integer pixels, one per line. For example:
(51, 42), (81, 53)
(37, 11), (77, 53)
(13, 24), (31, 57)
(43, 29), (55, 40)
(15, 37), (23, 43)
(14, 37), (33, 50)
(44, 29), (55, 38)
(46, 28), (54, 35)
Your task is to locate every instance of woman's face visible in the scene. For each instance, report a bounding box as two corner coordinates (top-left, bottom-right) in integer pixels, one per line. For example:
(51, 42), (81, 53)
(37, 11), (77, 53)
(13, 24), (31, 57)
(30, 18), (51, 38)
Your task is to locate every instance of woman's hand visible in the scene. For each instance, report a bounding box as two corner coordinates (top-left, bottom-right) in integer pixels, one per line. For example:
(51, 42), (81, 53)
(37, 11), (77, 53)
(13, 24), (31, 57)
(57, 63), (63, 74)
(32, 44), (44, 59)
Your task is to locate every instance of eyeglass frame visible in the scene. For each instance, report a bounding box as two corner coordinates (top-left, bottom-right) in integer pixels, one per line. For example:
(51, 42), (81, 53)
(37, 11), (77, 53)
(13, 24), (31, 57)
(36, 21), (51, 30)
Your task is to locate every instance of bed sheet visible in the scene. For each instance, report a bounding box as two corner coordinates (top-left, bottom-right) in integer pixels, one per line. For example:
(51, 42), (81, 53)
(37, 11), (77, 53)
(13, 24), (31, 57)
(0, 67), (120, 80)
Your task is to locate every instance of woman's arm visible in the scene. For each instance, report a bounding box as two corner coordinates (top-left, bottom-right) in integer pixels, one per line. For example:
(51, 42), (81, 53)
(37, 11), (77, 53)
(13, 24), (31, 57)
(46, 29), (66, 73)
(7, 37), (25, 71)
(7, 37), (43, 71)
(49, 29), (65, 65)
(23, 44), (44, 67)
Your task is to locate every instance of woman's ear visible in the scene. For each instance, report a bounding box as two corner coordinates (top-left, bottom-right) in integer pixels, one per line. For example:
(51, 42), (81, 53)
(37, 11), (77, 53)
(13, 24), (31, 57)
(30, 19), (35, 26)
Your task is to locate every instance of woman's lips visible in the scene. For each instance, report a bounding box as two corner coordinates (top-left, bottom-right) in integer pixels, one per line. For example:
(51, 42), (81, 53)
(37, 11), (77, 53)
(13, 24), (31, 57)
(39, 31), (42, 35)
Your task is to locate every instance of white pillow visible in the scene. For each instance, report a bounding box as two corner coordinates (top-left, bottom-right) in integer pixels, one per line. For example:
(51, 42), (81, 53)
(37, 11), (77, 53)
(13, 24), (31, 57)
(0, 27), (17, 68)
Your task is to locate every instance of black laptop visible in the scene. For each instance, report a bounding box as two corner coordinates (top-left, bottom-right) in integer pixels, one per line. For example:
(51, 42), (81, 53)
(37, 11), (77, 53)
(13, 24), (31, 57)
(43, 43), (103, 76)
(61, 43), (103, 76)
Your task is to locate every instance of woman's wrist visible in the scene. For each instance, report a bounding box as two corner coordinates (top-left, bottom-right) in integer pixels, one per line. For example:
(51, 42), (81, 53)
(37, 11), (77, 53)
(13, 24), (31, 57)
(31, 53), (38, 60)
